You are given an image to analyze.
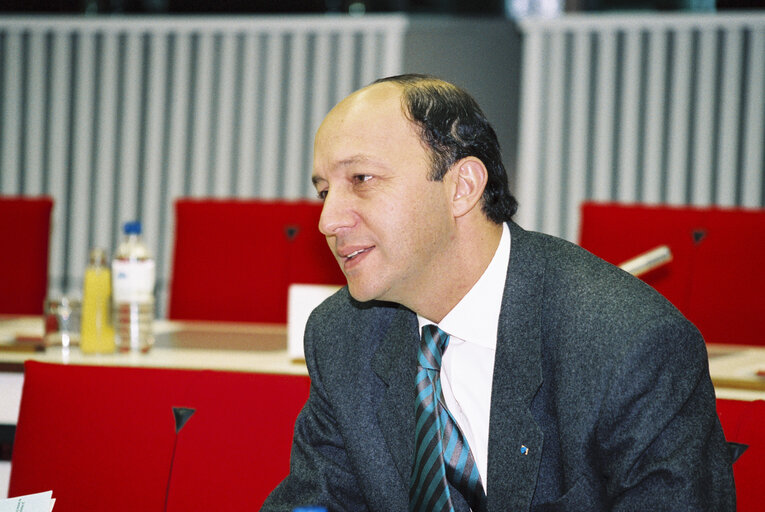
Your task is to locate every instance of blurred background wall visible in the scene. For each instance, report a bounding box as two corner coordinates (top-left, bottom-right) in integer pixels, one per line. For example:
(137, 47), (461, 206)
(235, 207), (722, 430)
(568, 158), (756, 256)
(0, 4), (763, 316)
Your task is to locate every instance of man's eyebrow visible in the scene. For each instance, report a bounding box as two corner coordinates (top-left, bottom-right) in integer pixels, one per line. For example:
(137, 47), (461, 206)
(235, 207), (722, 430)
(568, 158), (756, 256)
(339, 155), (373, 165)
(311, 175), (325, 187)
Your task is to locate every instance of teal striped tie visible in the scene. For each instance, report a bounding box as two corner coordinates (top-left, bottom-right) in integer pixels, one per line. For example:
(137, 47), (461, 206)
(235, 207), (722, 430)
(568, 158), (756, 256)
(410, 325), (487, 512)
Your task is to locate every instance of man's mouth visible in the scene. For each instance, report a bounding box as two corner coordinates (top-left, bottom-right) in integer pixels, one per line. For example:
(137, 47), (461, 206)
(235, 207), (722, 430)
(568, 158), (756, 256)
(344, 247), (373, 260)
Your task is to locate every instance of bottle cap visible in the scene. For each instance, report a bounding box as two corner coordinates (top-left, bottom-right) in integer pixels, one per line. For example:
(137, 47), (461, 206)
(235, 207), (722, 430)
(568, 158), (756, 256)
(88, 247), (108, 266)
(124, 221), (142, 235)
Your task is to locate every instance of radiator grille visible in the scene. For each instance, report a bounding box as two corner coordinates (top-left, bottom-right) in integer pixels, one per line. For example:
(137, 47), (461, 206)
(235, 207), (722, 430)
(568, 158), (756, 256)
(0, 16), (406, 311)
(513, 14), (765, 240)
(2, 13), (763, 313)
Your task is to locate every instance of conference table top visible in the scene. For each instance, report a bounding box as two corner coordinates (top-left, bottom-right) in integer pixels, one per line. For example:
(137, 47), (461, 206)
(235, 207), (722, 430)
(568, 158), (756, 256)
(1, 315), (764, 400)
(0, 315), (308, 376)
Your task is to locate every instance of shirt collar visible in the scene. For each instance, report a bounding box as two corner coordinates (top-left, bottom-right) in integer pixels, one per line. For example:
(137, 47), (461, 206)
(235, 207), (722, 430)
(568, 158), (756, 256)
(418, 223), (511, 349)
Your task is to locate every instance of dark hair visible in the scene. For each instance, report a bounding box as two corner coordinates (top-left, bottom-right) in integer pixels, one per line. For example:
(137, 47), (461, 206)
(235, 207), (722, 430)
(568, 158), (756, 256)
(373, 74), (517, 223)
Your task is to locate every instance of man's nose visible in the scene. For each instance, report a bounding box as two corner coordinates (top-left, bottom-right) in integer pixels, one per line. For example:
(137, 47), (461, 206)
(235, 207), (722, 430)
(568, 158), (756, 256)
(318, 190), (356, 236)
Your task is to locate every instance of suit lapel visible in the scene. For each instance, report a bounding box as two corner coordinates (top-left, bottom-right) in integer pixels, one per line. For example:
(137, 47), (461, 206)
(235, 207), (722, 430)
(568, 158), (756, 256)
(367, 223), (547, 507)
(487, 222), (545, 511)
(371, 306), (419, 486)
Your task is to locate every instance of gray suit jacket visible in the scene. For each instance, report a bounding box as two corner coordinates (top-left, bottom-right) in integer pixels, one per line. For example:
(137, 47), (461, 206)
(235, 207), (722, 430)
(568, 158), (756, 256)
(262, 222), (735, 511)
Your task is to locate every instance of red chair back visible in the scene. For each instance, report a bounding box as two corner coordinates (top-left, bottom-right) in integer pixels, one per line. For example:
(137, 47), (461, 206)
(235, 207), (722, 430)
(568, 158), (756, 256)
(9, 361), (309, 511)
(716, 398), (765, 511)
(168, 198), (345, 324)
(0, 196), (53, 315)
(579, 202), (765, 345)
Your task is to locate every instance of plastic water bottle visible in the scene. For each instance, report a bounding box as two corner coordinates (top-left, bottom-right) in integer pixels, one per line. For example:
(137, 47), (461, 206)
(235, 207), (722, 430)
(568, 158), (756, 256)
(112, 221), (155, 352)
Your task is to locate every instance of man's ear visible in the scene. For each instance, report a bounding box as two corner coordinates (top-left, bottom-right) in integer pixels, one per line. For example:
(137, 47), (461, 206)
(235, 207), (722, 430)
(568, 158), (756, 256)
(451, 157), (488, 218)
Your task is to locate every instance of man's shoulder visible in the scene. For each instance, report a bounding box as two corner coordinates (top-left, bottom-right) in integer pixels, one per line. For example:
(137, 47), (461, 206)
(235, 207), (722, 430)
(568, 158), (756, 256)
(509, 222), (695, 336)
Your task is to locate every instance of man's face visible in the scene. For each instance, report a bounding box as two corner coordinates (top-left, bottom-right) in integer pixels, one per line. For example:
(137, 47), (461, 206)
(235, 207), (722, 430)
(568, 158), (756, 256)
(312, 83), (456, 307)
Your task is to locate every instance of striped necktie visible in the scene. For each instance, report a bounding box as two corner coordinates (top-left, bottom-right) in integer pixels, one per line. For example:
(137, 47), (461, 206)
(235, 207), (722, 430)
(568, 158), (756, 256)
(410, 324), (487, 512)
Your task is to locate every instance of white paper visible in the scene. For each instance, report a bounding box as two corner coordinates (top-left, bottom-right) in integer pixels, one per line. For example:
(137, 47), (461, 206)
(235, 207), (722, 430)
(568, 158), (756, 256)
(287, 284), (341, 360)
(0, 491), (55, 512)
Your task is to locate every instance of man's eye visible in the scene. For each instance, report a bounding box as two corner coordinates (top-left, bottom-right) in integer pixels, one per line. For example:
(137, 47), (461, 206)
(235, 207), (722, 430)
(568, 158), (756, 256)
(317, 189), (328, 200)
(353, 174), (372, 184)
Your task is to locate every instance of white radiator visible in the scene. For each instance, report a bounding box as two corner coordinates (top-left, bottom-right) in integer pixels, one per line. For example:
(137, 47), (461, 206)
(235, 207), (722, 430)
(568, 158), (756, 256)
(513, 13), (765, 241)
(0, 15), (407, 312)
(2, 13), (762, 313)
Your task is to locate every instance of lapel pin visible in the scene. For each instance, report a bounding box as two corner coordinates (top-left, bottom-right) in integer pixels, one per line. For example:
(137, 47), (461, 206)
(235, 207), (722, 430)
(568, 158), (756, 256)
(520, 445), (529, 456)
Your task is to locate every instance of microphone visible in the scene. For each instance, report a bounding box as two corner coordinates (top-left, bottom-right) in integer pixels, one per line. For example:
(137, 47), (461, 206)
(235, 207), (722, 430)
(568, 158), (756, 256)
(165, 406), (196, 512)
(618, 245), (672, 277)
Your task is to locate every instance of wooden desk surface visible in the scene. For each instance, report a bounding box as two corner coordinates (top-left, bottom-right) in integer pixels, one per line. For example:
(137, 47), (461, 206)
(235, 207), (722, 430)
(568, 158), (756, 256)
(2, 317), (765, 397)
(0, 316), (307, 376)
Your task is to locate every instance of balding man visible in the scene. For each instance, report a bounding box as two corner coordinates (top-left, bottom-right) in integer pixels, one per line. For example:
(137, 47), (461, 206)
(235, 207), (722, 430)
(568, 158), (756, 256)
(262, 75), (735, 512)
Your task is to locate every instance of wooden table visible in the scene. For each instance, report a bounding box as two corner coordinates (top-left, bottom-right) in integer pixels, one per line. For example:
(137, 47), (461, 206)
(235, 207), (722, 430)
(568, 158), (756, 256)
(0, 315), (307, 375)
(3, 316), (765, 394)
(3, 315), (765, 386)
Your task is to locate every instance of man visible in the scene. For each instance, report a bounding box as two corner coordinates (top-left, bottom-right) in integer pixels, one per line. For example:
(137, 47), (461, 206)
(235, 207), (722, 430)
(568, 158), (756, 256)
(262, 74), (735, 511)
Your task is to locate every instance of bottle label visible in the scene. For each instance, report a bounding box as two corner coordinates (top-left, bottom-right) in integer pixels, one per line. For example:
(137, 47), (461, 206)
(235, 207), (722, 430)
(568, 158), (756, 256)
(112, 259), (156, 302)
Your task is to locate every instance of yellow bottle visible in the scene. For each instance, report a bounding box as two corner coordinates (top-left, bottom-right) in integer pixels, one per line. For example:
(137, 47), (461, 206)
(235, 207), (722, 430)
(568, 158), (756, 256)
(81, 248), (116, 354)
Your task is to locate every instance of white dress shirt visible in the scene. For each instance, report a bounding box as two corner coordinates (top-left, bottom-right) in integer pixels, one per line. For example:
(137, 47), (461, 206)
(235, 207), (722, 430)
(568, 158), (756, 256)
(417, 223), (511, 491)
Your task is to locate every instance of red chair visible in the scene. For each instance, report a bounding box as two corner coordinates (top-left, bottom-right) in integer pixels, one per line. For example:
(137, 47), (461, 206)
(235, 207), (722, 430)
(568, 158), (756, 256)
(9, 361), (310, 511)
(168, 198), (345, 324)
(579, 202), (765, 346)
(716, 398), (765, 511)
(0, 196), (53, 315)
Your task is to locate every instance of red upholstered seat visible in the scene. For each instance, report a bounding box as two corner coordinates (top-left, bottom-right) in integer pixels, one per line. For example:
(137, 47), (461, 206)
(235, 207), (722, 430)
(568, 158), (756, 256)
(168, 198), (345, 324)
(579, 202), (765, 346)
(0, 196), (53, 315)
(716, 398), (765, 511)
(9, 361), (310, 511)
